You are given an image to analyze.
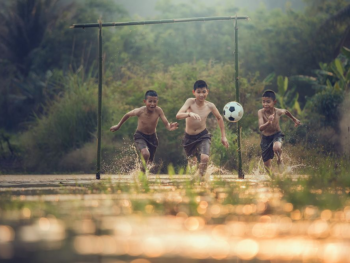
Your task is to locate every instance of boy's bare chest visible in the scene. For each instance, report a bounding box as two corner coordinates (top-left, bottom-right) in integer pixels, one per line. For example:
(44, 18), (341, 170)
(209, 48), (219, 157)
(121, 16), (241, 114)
(139, 112), (158, 123)
(189, 104), (211, 118)
(262, 110), (281, 130)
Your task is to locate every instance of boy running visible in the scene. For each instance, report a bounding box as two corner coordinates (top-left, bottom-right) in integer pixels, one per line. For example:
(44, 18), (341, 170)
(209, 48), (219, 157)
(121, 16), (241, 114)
(110, 90), (178, 172)
(258, 90), (301, 170)
(176, 80), (229, 178)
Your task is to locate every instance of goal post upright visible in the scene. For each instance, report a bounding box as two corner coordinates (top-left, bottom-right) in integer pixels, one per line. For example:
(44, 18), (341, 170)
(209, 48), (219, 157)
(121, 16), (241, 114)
(70, 15), (249, 180)
(234, 17), (244, 179)
(96, 20), (103, 180)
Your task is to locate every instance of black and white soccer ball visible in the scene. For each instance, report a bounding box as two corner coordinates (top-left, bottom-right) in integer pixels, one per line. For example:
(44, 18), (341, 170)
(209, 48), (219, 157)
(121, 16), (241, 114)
(223, 101), (244, 122)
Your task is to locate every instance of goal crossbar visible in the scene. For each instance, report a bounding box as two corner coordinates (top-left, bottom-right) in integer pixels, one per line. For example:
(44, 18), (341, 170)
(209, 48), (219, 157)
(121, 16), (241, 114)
(70, 16), (248, 28)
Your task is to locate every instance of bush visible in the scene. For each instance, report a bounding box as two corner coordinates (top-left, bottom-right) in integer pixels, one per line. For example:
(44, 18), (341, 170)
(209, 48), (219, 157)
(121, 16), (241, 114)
(312, 89), (344, 131)
(21, 73), (109, 173)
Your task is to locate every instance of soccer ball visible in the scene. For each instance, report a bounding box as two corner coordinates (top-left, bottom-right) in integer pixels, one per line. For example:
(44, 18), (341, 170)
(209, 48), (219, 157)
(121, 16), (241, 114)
(223, 101), (244, 122)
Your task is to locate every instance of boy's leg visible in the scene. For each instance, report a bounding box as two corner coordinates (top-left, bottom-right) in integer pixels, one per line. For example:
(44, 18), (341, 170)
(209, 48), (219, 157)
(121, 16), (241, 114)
(261, 134), (276, 173)
(140, 148), (151, 164)
(199, 154), (209, 177)
(264, 159), (271, 170)
(136, 147), (149, 173)
(147, 144), (158, 173)
(273, 141), (283, 165)
(134, 138), (150, 172)
(184, 143), (199, 174)
(199, 139), (211, 177)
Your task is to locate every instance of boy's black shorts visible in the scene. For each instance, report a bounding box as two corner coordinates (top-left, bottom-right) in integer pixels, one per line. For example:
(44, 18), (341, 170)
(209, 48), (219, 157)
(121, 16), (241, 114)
(134, 130), (159, 162)
(260, 131), (284, 162)
(182, 129), (212, 160)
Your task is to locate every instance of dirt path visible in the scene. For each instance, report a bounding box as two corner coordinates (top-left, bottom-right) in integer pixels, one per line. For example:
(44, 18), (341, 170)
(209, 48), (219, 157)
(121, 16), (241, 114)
(0, 173), (271, 187)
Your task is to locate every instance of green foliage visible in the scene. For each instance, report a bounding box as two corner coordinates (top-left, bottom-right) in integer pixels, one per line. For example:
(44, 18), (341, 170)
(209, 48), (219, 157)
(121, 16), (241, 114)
(291, 47), (350, 93)
(290, 49), (349, 140)
(0, 0), (72, 76)
(13, 61), (266, 173)
(312, 89), (344, 130)
(0, 0), (128, 131)
(275, 75), (301, 114)
(2, 0), (350, 132)
(2, 0), (350, 172)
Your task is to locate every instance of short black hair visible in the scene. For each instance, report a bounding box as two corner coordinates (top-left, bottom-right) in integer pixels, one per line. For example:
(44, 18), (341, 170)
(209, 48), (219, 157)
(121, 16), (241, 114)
(193, 80), (208, 91)
(145, 90), (158, 99)
(262, 90), (276, 100)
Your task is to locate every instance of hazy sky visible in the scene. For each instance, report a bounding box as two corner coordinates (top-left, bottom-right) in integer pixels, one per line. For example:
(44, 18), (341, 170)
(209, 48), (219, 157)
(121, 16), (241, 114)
(115, 0), (305, 18)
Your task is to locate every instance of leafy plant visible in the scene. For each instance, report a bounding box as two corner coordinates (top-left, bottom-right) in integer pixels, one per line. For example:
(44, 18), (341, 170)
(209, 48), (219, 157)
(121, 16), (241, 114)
(291, 47), (350, 92)
(276, 75), (302, 114)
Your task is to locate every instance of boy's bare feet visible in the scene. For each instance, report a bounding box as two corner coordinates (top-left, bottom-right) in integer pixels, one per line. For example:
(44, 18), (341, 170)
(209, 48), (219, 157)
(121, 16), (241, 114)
(277, 157), (283, 165)
(140, 165), (146, 173)
(276, 152), (283, 166)
(199, 163), (207, 177)
(276, 156), (285, 173)
(191, 171), (200, 182)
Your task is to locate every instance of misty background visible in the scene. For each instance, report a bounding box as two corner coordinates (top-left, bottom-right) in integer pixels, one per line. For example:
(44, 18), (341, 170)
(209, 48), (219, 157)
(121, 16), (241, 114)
(118, 0), (305, 17)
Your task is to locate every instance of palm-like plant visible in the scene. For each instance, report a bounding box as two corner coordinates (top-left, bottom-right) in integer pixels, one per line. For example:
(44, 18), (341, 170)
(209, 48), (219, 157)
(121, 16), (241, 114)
(276, 75), (302, 114)
(0, 0), (73, 77)
(290, 47), (350, 131)
(326, 4), (350, 59)
(291, 47), (350, 92)
(311, 3), (350, 63)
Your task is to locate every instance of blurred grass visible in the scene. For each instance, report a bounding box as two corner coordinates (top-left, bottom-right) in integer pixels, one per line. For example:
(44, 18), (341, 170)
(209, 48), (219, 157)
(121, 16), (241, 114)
(19, 73), (107, 173)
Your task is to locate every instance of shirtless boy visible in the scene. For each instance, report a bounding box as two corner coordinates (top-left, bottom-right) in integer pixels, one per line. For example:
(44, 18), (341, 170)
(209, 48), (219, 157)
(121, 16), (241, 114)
(258, 90), (301, 170)
(176, 80), (229, 178)
(110, 90), (178, 172)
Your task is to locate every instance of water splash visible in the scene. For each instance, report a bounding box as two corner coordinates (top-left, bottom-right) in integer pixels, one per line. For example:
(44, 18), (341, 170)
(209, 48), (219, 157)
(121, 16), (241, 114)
(251, 149), (309, 178)
(102, 138), (163, 179)
(102, 139), (141, 175)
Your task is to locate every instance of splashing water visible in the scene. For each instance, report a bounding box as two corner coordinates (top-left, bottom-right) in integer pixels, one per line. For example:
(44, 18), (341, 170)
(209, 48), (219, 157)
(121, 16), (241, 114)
(102, 139), (141, 176)
(207, 163), (231, 176)
(252, 157), (266, 177)
(251, 149), (310, 178)
(102, 138), (164, 180)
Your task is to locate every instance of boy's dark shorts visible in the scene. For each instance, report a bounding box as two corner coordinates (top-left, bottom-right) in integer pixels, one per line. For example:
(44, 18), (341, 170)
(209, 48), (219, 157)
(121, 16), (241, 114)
(260, 131), (284, 162)
(182, 129), (212, 160)
(134, 130), (159, 162)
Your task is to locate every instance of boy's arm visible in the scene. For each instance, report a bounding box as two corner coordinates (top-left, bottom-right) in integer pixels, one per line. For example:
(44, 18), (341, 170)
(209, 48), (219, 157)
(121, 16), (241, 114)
(210, 104), (229, 148)
(176, 99), (201, 120)
(281, 109), (301, 127)
(110, 108), (139, 132)
(158, 107), (179, 131)
(258, 110), (272, 131)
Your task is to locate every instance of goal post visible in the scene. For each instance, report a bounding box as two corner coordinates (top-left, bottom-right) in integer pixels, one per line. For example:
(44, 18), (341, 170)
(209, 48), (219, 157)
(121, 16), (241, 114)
(70, 15), (248, 180)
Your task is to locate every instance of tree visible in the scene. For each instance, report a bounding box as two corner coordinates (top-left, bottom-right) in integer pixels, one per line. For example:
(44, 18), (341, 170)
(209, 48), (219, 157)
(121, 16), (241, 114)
(0, 0), (73, 77)
(0, 0), (128, 130)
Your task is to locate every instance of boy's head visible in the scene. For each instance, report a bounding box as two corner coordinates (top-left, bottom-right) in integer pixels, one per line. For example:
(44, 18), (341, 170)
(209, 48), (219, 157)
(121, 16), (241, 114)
(192, 80), (209, 101)
(144, 90), (158, 110)
(262, 90), (276, 100)
(193, 80), (208, 91)
(262, 90), (277, 109)
(145, 90), (158, 99)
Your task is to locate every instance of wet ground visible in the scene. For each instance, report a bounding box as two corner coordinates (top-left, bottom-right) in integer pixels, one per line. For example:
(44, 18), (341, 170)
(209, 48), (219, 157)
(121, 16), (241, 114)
(1, 173), (349, 263)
